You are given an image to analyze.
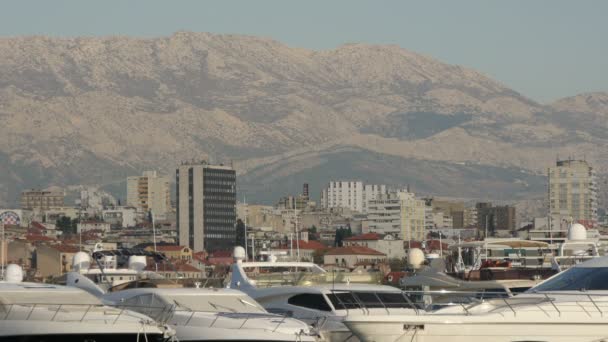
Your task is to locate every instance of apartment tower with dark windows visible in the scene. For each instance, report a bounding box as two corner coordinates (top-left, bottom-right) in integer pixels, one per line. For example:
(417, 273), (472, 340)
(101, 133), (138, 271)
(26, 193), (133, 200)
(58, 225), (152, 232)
(176, 160), (237, 252)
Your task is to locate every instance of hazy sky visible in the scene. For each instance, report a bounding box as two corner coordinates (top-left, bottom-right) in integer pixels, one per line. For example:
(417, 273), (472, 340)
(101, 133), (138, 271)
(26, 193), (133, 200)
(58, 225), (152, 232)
(1, 0), (606, 103)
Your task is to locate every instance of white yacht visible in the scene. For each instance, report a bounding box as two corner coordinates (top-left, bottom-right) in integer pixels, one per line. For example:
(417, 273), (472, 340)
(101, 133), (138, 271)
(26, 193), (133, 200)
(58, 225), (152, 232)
(0, 264), (173, 342)
(69, 247), (165, 290)
(400, 248), (541, 305)
(343, 255), (608, 342)
(227, 247), (417, 342)
(68, 251), (318, 342)
(449, 223), (602, 279)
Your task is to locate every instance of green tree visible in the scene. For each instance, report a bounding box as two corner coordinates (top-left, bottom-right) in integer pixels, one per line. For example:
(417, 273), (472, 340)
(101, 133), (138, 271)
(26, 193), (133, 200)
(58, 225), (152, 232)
(56, 216), (71, 233)
(56, 216), (78, 235)
(308, 225), (318, 241)
(334, 227), (346, 247)
(388, 258), (407, 272)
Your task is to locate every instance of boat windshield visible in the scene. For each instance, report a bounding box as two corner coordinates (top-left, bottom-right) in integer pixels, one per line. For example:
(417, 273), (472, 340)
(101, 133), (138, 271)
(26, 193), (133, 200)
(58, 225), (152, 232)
(529, 267), (608, 292)
(242, 267), (383, 287)
(326, 291), (412, 309)
(167, 294), (265, 313)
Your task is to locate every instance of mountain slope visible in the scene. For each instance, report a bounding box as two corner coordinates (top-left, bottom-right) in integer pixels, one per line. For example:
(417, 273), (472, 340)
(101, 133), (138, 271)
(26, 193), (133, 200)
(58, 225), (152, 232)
(0, 32), (605, 205)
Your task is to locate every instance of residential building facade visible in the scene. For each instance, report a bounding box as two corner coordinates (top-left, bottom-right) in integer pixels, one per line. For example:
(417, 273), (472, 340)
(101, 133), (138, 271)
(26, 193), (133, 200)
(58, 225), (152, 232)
(548, 159), (598, 227)
(323, 246), (387, 268)
(476, 202), (517, 237)
(344, 233), (405, 260)
(365, 193), (402, 236)
(320, 181), (387, 213)
(399, 192), (426, 241)
(176, 161), (237, 252)
(127, 170), (171, 219)
(20, 189), (64, 210)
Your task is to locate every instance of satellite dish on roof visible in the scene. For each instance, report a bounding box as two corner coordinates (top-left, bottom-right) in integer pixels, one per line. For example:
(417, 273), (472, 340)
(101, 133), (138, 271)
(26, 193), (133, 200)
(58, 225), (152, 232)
(4, 264), (23, 283)
(407, 248), (425, 269)
(568, 223), (587, 241)
(233, 246), (246, 263)
(72, 252), (91, 273)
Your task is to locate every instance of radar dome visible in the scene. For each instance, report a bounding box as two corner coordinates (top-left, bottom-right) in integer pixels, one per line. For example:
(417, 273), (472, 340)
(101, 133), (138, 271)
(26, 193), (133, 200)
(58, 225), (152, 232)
(408, 248), (425, 269)
(5, 264), (23, 283)
(568, 223), (587, 241)
(128, 255), (147, 272)
(233, 246), (246, 262)
(72, 252), (91, 273)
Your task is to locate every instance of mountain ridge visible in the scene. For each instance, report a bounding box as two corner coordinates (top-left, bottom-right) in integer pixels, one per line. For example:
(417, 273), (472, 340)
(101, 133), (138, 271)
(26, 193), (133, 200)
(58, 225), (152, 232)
(0, 32), (606, 206)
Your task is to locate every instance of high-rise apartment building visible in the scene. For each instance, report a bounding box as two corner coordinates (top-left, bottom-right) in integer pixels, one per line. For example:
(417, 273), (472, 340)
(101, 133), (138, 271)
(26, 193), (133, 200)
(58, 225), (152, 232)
(20, 188), (64, 210)
(399, 192), (427, 241)
(176, 161), (236, 252)
(548, 159), (598, 227)
(126, 171), (170, 219)
(321, 181), (387, 213)
(366, 193), (402, 236)
(365, 191), (426, 241)
(476, 202), (516, 237)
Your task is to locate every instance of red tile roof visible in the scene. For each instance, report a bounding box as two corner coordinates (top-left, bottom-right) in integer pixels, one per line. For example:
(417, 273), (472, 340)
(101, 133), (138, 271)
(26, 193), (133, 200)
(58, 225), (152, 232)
(280, 240), (327, 250)
(154, 245), (189, 252)
(146, 263), (201, 273)
(209, 250), (232, 258)
(345, 233), (382, 241)
(51, 245), (81, 253)
(31, 222), (47, 230)
(325, 246), (386, 256)
(406, 240), (448, 251)
(23, 234), (55, 242)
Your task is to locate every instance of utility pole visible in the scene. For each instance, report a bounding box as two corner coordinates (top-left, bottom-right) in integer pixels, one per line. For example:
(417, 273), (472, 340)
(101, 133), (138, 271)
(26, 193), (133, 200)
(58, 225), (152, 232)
(294, 202), (300, 261)
(244, 196), (248, 261)
(1, 223), (4, 279)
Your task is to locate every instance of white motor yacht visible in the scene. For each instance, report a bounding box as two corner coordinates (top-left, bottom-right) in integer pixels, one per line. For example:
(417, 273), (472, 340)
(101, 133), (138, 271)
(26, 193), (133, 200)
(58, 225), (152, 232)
(343, 255), (608, 342)
(228, 247), (417, 342)
(0, 264), (173, 342)
(68, 250), (318, 342)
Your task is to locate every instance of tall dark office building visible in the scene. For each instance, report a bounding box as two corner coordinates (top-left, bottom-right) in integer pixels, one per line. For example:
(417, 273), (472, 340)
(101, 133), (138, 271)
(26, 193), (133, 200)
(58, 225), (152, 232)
(176, 160), (236, 252)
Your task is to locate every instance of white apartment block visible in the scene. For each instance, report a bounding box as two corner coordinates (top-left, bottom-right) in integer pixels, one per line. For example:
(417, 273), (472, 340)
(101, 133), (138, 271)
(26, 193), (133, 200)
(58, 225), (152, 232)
(365, 191), (426, 241)
(365, 192), (402, 236)
(548, 159), (598, 227)
(127, 171), (171, 219)
(321, 181), (387, 213)
(399, 192), (426, 241)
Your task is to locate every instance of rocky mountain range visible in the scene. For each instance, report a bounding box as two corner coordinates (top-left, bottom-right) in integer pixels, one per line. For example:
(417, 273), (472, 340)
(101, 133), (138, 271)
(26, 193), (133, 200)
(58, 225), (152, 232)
(0, 32), (606, 206)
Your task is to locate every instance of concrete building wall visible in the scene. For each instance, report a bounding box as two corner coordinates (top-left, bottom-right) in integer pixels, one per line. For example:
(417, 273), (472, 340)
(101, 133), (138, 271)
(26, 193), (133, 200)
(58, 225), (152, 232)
(399, 192), (426, 241)
(365, 193), (402, 236)
(323, 253), (386, 268)
(127, 171), (170, 218)
(20, 189), (64, 210)
(176, 162), (236, 252)
(321, 181), (389, 214)
(548, 159), (598, 227)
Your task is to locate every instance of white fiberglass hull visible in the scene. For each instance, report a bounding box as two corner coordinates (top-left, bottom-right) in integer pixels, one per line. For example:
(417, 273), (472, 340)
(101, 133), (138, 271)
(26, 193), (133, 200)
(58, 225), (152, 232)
(343, 315), (608, 342)
(167, 311), (317, 342)
(0, 320), (167, 341)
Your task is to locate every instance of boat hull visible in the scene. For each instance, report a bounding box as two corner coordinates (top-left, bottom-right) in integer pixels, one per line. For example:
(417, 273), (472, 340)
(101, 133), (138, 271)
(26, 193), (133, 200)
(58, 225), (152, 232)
(0, 320), (167, 342)
(344, 320), (608, 342)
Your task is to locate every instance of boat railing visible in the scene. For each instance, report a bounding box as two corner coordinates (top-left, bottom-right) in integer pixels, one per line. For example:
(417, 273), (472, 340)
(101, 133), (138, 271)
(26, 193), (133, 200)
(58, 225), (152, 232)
(112, 303), (300, 333)
(327, 289), (608, 318)
(245, 271), (383, 288)
(0, 302), (154, 324)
